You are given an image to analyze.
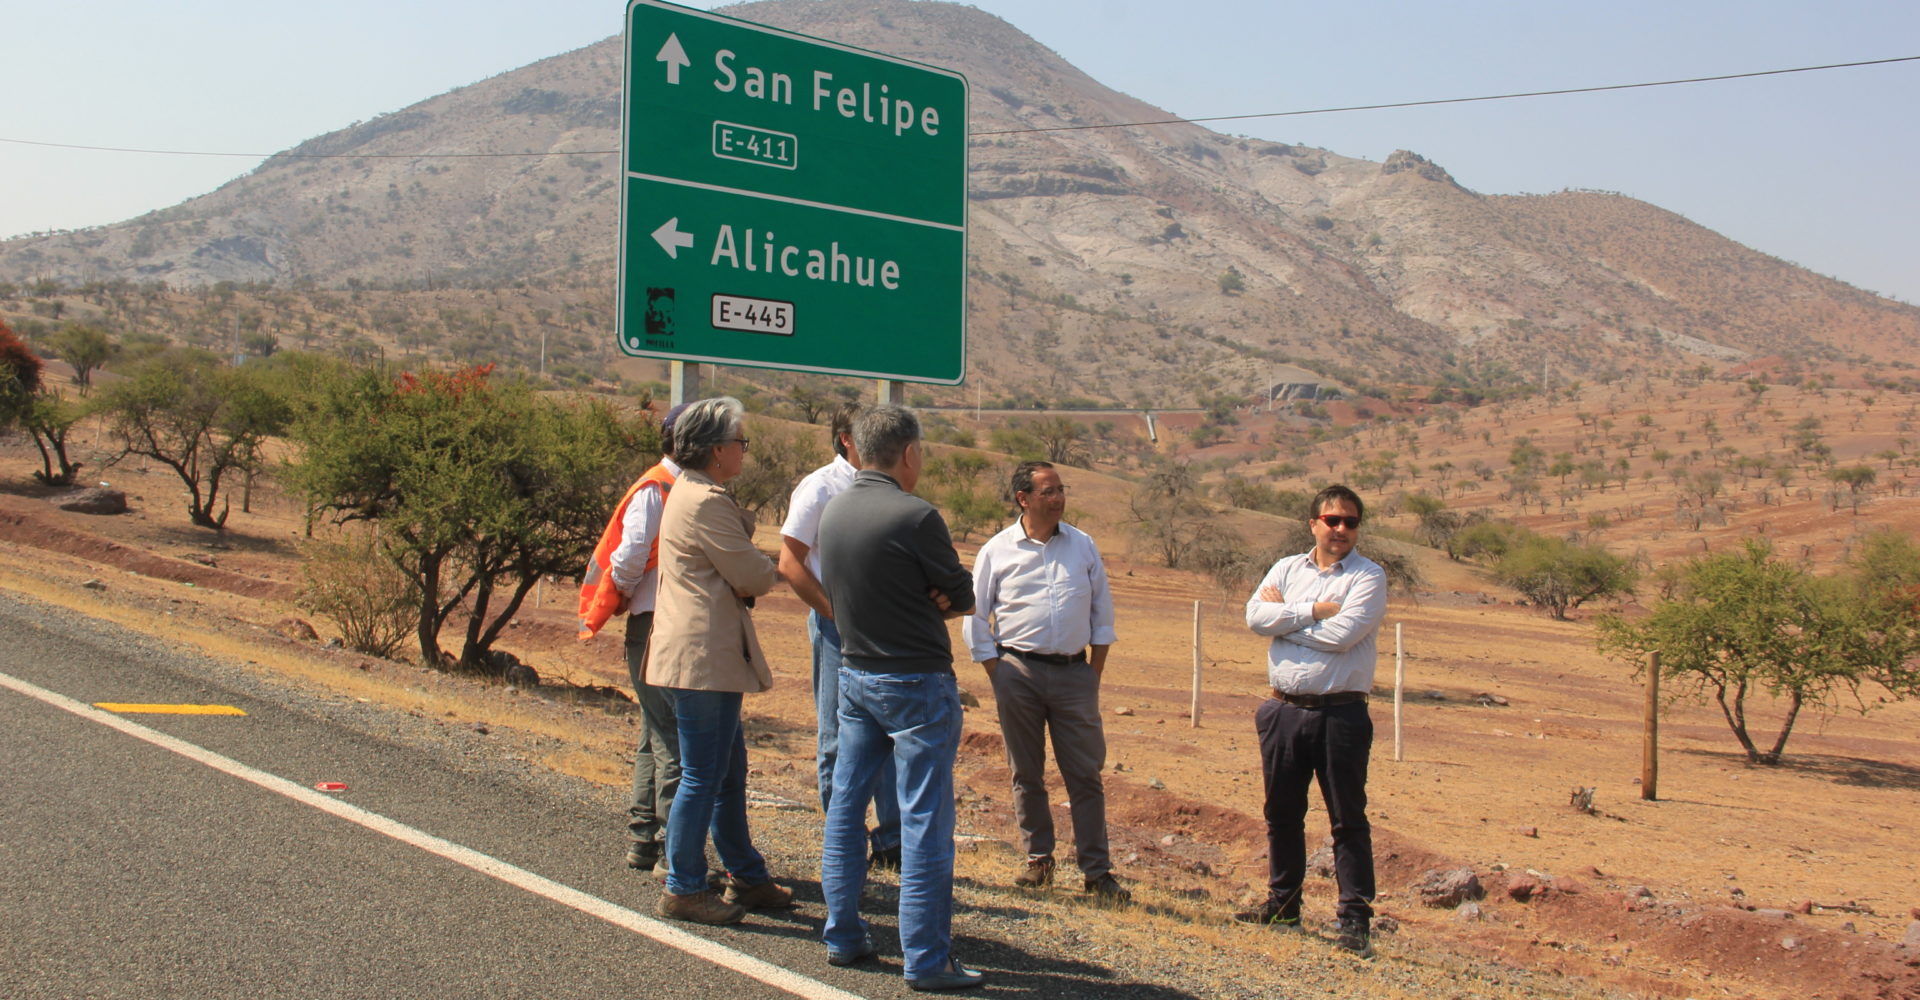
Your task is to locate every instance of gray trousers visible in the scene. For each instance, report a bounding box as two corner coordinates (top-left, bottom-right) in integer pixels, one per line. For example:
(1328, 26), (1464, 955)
(624, 611), (681, 845)
(989, 651), (1111, 879)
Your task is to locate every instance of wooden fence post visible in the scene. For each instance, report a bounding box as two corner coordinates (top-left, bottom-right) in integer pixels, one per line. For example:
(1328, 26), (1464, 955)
(1393, 622), (1405, 762)
(1190, 600), (1202, 728)
(1642, 650), (1660, 800)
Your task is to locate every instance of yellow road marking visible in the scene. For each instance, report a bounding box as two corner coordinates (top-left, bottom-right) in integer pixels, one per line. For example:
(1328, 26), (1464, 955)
(92, 703), (248, 716)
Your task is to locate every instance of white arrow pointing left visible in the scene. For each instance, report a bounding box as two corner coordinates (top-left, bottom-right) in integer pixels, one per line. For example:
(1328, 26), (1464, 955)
(652, 218), (696, 259)
(657, 33), (690, 85)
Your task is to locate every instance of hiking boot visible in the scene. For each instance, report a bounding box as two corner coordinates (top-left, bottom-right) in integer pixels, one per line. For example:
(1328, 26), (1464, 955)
(625, 841), (663, 872)
(657, 889), (746, 925)
(869, 845), (903, 872)
(1084, 872), (1132, 904)
(1335, 917), (1374, 958)
(1232, 900), (1302, 930)
(1013, 856), (1055, 888)
(723, 878), (796, 910)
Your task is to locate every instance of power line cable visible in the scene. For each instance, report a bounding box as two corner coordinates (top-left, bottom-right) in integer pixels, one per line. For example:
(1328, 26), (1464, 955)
(970, 55), (1920, 135)
(0, 54), (1912, 158)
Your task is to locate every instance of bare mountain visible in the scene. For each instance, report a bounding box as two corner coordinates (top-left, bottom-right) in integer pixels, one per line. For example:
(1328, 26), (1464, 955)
(4, 0), (1916, 403)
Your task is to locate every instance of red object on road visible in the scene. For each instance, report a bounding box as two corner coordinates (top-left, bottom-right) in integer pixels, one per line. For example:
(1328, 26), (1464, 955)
(313, 781), (348, 792)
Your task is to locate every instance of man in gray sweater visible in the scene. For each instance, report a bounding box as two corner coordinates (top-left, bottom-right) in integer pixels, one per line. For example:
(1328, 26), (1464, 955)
(816, 404), (982, 991)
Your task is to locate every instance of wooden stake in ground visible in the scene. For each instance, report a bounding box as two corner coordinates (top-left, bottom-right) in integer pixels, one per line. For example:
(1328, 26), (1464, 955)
(1642, 649), (1660, 800)
(1190, 600), (1202, 728)
(1393, 622), (1405, 762)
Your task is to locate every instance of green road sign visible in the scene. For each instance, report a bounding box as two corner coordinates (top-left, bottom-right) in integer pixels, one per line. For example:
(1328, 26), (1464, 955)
(618, 0), (969, 384)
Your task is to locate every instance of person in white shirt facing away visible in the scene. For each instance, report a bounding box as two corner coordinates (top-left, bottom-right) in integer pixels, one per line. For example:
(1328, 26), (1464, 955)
(777, 402), (904, 872)
(963, 460), (1128, 903)
(1238, 484), (1388, 957)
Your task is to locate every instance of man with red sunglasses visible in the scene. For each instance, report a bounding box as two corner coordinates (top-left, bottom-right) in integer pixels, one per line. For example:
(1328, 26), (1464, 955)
(1238, 484), (1388, 957)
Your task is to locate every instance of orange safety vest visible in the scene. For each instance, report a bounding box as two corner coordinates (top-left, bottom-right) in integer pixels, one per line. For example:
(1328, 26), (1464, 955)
(576, 461), (677, 640)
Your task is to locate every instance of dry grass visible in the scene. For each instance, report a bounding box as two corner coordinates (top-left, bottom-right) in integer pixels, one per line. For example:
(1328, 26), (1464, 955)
(4, 376), (1919, 999)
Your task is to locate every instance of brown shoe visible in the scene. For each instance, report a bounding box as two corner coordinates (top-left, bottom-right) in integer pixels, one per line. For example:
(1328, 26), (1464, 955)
(657, 889), (746, 925)
(723, 878), (796, 909)
(1013, 856), (1055, 888)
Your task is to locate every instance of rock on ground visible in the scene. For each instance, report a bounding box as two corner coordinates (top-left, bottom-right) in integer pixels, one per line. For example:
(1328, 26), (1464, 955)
(1411, 867), (1484, 908)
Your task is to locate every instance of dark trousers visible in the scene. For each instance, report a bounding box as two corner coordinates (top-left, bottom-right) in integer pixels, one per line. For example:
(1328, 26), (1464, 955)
(624, 612), (680, 845)
(1254, 697), (1375, 923)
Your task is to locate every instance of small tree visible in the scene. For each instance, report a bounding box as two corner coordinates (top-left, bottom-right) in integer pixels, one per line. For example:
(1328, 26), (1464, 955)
(926, 450), (1004, 543)
(20, 392), (87, 486)
(2, 319), (85, 486)
(1596, 540), (1914, 764)
(786, 384), (832, 424)
(1826, 465), (1875, 513)
(97, 349), (290, 528)
(1217, 266), (1245, 295)
(1494, 534), (1636, 620)
(727, 418), (823, 524)
(0, 320), (45, 430)
(1024, 415), (1088, 465)
(289, 365), (653, 672)
(48, 324), (117, 394)
(1128, 461), (1209, 569)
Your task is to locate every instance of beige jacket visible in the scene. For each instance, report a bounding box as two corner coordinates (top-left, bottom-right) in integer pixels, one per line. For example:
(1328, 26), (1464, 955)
(646, 469), (779, 693)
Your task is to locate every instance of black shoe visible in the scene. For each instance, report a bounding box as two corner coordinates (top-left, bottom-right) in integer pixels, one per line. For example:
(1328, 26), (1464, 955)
(1232, 901), (1301, 930)
(869, 845), (902, 872)
(625, 841), (662, 871)
(1335, 917), (1374, 957)
(1084, 872), (1132, 904)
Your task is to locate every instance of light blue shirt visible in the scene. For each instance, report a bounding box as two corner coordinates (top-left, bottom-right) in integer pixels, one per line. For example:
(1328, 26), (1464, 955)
(965, 520), (1117, 663)
(1244, 549), (1387, 695)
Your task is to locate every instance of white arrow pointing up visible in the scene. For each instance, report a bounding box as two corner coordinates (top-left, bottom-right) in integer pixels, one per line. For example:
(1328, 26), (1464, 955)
(657, 33), (690, 85)
(652, 218), (695, 259)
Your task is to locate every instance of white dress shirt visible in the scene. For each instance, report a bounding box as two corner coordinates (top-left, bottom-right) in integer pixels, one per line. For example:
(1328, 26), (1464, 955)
(964, 520), (1117, 663)
(779, 454), (857, 582)
(608, 457), (682, 614)
(1244, 549), (1388, 695)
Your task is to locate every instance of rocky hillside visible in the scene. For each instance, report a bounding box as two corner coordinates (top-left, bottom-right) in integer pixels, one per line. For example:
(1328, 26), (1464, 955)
(4, 0), (1916, 405)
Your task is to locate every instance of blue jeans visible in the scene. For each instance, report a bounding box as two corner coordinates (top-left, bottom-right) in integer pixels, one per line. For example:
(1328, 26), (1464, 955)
(663, 688), (770, 896)
(811, 612), (902, 852)
(821, 668), (962, 979)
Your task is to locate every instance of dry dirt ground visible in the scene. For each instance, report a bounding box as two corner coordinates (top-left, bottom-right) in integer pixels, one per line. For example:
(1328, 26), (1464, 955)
(3, 417), (1918, 1000)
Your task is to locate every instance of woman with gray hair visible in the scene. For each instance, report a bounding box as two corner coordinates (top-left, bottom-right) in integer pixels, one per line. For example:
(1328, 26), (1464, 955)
(646, 396), (792, 924)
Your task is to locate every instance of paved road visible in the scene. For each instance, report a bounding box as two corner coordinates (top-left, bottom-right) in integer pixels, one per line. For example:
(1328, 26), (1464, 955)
(0, 591), (862, 1000)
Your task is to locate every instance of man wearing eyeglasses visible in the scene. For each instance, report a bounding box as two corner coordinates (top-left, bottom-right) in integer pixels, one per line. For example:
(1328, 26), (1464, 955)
(1239, 484), (1388, 957)
(964, 460), (1127, 902)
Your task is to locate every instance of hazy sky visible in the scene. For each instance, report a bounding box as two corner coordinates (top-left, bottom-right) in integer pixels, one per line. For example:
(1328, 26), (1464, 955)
(5, 0), (1914, 303)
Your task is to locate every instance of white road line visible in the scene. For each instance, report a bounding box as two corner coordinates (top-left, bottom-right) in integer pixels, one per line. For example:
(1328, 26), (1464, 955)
(0, 669), (866, 1000)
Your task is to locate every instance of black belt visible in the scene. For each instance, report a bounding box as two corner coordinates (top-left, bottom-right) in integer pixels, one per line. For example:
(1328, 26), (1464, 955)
(999, 645), (1087, 666)
(1272, 689), (1368, 708)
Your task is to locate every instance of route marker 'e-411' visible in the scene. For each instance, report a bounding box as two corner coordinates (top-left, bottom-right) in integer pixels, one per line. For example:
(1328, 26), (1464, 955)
(618, 0), (969, 384)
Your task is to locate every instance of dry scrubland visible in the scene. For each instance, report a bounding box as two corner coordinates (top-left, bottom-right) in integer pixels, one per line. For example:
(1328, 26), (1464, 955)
(3, 372), (1919, 1000)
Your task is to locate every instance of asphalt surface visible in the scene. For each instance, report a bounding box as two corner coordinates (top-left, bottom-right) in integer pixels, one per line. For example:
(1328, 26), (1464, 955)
(0, 589), (864, 1000)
